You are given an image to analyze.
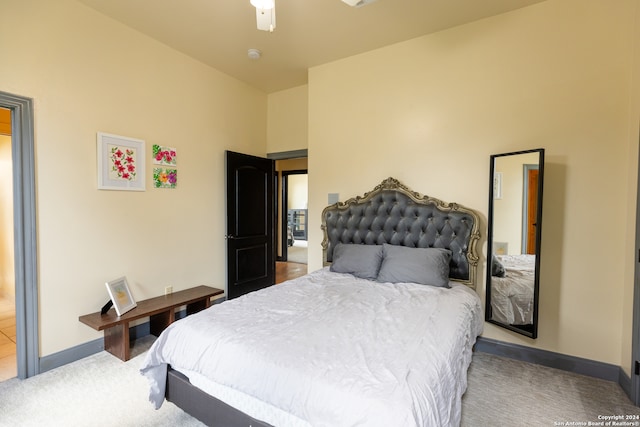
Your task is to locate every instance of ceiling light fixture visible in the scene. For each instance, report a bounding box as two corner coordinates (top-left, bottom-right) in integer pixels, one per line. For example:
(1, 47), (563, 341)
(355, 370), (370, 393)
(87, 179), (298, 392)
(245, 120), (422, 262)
(341, 0), (379, 7)
(250, 0), (276, 32)
(247, 48), (262, 60)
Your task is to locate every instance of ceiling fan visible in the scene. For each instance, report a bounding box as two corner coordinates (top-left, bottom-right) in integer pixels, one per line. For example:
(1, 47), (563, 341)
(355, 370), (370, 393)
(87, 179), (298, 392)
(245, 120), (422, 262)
(250, 0), (276, 32)
(249, 0), (379, 32)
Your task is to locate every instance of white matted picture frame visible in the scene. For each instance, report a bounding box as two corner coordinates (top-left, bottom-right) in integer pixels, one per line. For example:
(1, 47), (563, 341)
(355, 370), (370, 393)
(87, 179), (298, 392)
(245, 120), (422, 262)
(97, 132), (146, 191)
(493, 172), (503, 200)
(105, 276), (137, 316)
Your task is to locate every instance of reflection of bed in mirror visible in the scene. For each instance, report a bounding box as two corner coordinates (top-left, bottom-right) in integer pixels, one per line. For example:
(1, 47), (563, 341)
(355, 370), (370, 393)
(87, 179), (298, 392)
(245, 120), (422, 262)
(140, 177), (484, 427)
(489, 254), (535, 328)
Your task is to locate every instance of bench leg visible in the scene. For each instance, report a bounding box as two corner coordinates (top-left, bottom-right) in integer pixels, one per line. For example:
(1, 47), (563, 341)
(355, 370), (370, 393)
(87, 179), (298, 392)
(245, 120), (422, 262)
(104, 323), (130, 361)
(186, 297), (210, 316)
(150, 310), (174, 337)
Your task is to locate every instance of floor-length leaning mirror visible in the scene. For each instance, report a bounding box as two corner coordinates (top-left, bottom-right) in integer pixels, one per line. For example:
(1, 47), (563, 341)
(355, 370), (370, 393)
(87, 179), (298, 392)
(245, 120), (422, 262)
(486, 148), (545, 338)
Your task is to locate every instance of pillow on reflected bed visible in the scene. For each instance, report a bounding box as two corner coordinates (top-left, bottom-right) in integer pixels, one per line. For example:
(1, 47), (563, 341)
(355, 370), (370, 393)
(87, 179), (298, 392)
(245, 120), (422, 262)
(377, 244), (452, 288)
(491, 255), (506, 277)
(330, 243), (384, 280)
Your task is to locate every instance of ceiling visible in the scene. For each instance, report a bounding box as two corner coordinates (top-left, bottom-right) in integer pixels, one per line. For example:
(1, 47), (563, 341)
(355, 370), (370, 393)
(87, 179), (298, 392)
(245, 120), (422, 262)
(78, 0), (547, 93)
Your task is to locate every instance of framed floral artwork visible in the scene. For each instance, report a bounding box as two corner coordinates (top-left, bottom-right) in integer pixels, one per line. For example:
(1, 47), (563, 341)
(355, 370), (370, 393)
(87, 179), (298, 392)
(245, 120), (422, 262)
(97, 132), (146, 191)
(152, 144), (177, 166)
(153, 167), (177, 189)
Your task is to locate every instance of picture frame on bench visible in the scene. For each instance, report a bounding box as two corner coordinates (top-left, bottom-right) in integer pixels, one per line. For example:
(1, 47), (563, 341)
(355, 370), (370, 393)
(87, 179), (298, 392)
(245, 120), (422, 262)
(105, 276), (137, 316)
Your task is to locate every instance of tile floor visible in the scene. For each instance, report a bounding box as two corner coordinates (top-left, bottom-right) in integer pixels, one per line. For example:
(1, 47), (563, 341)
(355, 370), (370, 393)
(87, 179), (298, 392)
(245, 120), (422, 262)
(0, 295), (16, 381)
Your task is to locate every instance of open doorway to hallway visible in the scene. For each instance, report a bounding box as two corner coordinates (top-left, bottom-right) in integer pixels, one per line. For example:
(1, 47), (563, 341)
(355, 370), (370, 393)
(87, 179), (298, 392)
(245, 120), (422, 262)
(274, 156), (308, 283)
(285, 172), (308, 264)
(0, 107), (16, 381)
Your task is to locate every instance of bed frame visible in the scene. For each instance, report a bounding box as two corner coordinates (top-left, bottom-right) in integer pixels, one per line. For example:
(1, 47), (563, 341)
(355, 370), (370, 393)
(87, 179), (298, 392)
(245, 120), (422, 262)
(165, 177), (481, 426)
(166, 368), (273, 427)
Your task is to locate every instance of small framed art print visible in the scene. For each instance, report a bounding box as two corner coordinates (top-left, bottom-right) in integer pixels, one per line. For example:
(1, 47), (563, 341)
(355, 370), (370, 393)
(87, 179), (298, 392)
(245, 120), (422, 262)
(105, 276), (137, 316)
(493, 172), (503, 200)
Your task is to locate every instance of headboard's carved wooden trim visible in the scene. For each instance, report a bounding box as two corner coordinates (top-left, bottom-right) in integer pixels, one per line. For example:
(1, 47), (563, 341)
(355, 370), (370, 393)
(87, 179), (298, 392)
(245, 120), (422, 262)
(321, 177), (481, 288)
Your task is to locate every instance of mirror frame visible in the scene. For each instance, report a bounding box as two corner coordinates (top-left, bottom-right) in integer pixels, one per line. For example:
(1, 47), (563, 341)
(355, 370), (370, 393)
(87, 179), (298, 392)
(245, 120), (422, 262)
(485, 148), (544, 338)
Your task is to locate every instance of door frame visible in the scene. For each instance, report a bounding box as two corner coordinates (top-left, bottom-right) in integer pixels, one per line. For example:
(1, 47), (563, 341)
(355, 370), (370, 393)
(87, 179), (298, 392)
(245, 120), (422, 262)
(280, 169), (308, 262)
(267, 149), (308, 262)
(0, 91), (39, 379)
(632, 123), (640, 404)
(522, 164), (539, 254)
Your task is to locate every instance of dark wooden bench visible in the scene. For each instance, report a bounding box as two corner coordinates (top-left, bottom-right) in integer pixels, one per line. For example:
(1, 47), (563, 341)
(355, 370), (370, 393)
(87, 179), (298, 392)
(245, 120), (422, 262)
(79, 285), (224, 361)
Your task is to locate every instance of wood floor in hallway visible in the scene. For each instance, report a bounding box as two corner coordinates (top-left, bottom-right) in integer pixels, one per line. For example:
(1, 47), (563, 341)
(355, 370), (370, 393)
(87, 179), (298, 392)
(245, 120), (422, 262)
(275, 261), (307, 284)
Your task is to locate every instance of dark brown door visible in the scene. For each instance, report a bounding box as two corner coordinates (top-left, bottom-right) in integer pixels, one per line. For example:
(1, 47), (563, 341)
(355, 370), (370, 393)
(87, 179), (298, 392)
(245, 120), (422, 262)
(226, 151), (275, 299)
(526, 169), (539, 254)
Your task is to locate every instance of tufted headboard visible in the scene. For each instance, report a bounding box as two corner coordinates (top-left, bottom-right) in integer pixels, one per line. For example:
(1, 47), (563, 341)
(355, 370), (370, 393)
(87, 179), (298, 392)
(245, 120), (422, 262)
(321, 177), (481, 288)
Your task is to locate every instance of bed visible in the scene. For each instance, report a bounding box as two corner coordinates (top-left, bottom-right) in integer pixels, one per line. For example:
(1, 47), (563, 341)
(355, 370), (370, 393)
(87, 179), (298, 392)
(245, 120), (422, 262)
(489, 254), (535, 326)
(141, 177), (483, 427)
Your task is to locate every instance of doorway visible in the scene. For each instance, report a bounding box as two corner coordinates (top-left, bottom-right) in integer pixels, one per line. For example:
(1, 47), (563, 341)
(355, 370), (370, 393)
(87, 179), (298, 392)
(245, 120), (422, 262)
(271, 154), (308, 283)
(283, 171), (308, 265)
(522, 164), (539, 254)
(0, 91), (39, 380)
(632, 122), (640, 405)
(0, 107), (16, 381)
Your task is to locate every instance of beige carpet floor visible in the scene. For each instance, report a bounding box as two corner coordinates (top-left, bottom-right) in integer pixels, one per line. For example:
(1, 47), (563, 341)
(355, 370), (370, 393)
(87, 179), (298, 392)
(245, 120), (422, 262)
(0, 336), (204, 427)
(462, 352), (639, 426)
(0, 336), (637, 426)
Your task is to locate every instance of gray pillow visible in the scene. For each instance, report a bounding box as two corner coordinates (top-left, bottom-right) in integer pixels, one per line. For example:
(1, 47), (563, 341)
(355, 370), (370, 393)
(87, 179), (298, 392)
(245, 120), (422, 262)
(377, 244), (452, 288)
(491, 255), (506, 277)
(330, 243), (384, 280)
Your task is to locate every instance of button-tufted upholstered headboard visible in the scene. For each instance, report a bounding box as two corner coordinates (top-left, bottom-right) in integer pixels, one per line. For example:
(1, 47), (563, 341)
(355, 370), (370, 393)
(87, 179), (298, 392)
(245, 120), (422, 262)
(321, 177), (481, 288)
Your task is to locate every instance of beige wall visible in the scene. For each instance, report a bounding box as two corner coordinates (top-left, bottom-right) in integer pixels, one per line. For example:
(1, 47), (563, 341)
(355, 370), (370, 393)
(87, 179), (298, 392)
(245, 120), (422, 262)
(0, 134), (14, 299)
(308, 0), (640, 370)
(267, 85), (308, 154)
(288, 175), (308, 211)
(0, 0), (267, 356)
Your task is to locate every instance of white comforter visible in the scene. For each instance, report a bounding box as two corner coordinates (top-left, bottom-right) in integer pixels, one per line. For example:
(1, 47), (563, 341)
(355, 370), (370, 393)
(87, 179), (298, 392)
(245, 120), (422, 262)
(140, 268), (483, 427)
(490, 254), (535, 325)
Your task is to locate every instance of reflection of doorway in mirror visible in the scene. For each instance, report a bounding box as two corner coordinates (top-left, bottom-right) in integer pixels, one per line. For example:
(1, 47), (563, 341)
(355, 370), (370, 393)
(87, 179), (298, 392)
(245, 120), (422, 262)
(523, 165), (539, 254)
(494, 153), (539, 256)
